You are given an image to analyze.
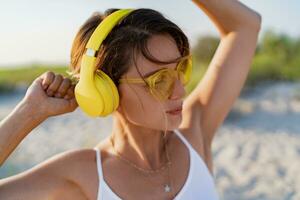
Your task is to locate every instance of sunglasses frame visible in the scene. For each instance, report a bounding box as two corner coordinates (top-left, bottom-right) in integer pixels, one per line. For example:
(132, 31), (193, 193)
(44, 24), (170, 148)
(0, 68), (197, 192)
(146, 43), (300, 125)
(118, 55), (192, 100)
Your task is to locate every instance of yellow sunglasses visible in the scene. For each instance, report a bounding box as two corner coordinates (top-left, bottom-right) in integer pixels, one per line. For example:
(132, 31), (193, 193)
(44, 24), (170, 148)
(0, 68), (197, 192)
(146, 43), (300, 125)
(118, 55), (192, 101)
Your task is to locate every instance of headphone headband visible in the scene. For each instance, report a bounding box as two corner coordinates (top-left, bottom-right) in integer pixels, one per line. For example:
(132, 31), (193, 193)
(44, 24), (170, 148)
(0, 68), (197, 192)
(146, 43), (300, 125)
(85, 9), (134, 56)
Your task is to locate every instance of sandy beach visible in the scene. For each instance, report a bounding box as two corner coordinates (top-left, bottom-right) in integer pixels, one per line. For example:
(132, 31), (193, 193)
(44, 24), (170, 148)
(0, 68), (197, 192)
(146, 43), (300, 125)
(1, 81), (300, 200)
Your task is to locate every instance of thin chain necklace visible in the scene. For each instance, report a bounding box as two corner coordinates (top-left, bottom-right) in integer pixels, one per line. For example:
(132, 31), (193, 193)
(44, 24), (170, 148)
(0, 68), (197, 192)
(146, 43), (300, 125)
(109, 133), (173, 193)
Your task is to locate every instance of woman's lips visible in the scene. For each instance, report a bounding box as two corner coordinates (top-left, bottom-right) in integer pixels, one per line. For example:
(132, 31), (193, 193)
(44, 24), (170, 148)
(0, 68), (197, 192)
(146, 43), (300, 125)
(166, 107), (182, 115)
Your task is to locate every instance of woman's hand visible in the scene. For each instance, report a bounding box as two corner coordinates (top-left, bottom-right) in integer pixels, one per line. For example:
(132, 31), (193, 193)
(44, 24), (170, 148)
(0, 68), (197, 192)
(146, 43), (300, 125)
(22, 71), (78, 119)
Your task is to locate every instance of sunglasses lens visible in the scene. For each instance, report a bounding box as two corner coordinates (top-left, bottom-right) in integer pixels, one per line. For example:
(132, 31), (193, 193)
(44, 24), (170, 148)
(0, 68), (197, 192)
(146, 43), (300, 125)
(150, 71), (174, 101)
(177, 58), (192, 85)
(150, 56), (192, 101)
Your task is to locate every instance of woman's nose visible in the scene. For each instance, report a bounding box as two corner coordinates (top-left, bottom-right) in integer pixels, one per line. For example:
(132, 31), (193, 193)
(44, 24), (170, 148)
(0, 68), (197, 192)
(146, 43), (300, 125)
(169, 79), (186, 100)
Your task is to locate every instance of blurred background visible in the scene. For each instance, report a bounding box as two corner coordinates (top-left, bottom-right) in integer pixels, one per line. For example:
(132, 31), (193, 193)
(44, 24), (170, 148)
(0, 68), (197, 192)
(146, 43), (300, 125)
(1, 0), (300, 199)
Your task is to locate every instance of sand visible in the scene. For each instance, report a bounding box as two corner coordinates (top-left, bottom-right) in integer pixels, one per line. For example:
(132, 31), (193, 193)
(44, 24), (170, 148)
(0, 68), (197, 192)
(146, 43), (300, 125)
(1, 81), (300, 200)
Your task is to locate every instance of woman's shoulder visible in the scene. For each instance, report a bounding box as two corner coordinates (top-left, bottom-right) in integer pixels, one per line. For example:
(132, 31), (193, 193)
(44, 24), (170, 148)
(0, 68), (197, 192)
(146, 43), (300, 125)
(46, 148), (101, 199)
(38, 148), (95, 182)
(45, 148), (95, 168)
(0, 148), (98, 200)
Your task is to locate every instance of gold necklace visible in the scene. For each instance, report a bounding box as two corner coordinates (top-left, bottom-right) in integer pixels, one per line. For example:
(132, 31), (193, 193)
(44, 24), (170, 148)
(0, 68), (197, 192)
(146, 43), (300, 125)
(109, 133), (173, 193)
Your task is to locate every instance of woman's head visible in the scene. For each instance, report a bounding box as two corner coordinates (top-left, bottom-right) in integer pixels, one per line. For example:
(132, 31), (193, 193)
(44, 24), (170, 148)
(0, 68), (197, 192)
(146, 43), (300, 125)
(69, 8), (191, 130)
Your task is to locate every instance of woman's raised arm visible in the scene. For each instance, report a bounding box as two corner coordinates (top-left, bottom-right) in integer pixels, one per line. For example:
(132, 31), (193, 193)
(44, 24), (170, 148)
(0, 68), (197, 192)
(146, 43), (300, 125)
(183, 0), (261, 147)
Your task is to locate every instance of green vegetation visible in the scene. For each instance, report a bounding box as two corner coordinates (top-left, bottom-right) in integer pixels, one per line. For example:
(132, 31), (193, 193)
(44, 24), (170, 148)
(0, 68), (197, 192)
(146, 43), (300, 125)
(0, 65), (69, 93)
(191, 30), (300, 90)
(1, 30), (300, 93)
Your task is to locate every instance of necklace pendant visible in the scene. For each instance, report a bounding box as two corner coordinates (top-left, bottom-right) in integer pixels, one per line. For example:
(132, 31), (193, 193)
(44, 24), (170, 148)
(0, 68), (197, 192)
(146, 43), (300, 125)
(164, 184), (171, 192)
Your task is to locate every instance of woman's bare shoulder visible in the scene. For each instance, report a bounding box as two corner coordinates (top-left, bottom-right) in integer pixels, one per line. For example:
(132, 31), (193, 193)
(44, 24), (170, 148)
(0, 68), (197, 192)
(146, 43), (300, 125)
(48, 148), (99, 199)
(49, 148), (98, 178)
(0, 148), (97, 200)
(43, 148), (94, 168)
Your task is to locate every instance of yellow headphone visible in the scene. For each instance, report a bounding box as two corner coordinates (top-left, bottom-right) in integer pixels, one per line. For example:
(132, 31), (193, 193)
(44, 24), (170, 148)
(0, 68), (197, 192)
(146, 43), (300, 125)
(74, 9), (135, 117)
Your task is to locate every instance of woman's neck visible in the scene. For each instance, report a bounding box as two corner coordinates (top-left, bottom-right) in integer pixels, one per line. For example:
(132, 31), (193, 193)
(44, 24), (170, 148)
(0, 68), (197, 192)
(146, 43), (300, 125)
(111, 117), (172, 170)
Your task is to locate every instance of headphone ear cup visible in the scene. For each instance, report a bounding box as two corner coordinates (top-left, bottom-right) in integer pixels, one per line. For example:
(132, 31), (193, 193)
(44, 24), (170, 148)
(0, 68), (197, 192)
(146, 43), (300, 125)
(99, 70), (120, 111)
(75, 9), (133, 117)
(94, 70), (120, 116)
(75, 56), (105, 117)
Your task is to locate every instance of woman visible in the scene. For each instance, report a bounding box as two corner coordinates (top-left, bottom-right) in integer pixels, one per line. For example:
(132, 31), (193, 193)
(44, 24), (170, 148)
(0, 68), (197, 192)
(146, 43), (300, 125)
(0, 0), (261, 199)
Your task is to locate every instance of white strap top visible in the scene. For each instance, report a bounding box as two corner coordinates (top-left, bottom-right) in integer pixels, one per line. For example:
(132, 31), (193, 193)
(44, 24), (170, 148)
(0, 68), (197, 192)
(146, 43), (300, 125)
(94, 129), (219, 200)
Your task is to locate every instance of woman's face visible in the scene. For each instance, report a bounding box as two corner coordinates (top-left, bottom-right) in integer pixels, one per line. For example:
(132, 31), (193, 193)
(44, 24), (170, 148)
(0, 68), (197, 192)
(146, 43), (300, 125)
(116, 34), (186, 131)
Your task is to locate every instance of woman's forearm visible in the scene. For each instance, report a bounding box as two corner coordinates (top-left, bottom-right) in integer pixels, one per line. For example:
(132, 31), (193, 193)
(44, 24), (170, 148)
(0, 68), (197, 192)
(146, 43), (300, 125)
(192, 0), (261, 36)
(0, 100), (46, 166)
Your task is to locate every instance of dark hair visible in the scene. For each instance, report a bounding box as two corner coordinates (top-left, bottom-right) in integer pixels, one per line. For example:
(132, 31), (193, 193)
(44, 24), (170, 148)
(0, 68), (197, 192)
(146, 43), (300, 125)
(69, 8), (191, 88)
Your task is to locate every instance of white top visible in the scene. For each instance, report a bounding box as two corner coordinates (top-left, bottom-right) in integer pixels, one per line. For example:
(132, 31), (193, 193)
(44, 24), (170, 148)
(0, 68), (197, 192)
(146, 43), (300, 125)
(94, 129), (219, 200)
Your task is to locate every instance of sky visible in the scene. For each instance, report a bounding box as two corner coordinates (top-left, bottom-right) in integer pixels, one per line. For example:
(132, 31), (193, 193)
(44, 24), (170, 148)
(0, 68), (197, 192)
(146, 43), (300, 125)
(0, 0), (300, 67)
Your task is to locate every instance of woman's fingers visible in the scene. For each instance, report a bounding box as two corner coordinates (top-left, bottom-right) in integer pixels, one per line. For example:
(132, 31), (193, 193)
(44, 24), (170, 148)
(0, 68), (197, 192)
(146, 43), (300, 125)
(39, 71), (76, 100)
(41, 71), (55, 90)
(55, 78), (72, 98)
(46, 74), (63, 96)
(64, 85), (76, 100)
